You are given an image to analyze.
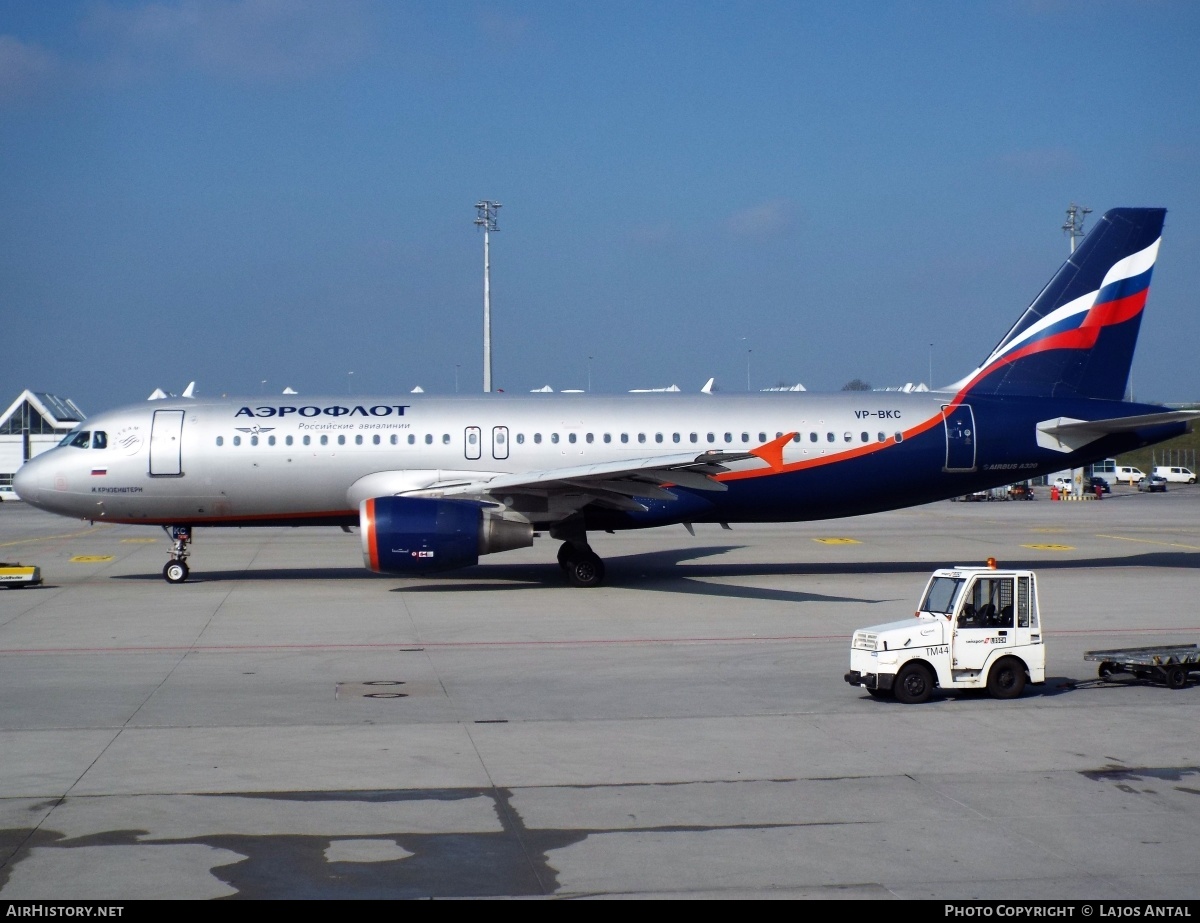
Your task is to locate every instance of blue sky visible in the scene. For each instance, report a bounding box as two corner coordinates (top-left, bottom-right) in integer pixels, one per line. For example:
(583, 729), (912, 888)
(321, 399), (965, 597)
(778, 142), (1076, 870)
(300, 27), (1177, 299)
(2, 0), (1198, 413)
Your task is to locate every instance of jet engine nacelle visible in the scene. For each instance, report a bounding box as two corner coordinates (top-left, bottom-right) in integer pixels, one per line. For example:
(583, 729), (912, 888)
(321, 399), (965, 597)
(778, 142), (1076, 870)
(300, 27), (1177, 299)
(360, 496), (534, 574)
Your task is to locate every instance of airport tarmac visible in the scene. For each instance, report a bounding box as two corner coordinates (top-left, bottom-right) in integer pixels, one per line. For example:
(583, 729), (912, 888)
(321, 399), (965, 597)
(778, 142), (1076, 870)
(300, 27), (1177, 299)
(1, 485), (1198, 900)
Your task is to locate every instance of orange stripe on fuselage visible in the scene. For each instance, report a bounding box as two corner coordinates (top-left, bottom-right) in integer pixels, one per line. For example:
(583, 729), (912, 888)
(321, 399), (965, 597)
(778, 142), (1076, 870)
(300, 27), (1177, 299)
(716, 409), (946, 483)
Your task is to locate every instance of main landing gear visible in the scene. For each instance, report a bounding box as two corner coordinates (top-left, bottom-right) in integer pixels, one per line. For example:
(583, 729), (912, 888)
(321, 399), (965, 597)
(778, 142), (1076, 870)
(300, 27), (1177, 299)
(556, 540), (605, 588)
(162, 525), (192, 584)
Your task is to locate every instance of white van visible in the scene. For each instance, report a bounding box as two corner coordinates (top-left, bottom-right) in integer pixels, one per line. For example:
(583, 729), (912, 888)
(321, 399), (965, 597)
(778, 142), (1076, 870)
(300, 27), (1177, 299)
(1114, 466), (1145, 485)
(1153, 466), (1196, 484)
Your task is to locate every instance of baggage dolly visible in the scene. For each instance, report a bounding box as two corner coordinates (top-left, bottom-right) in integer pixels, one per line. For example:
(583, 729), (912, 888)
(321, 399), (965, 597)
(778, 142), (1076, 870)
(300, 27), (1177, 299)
(1084, 645), (1200, 690)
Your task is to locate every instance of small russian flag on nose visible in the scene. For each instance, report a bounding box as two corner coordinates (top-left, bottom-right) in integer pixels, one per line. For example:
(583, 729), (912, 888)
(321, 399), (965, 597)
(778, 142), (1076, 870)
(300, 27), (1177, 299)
(91, 468), (107, 476)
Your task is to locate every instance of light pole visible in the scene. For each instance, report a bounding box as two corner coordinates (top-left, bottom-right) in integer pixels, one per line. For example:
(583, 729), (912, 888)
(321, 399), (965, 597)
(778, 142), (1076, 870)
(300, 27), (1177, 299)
(455, 365), (460, 394)
(587, 356), (593, 392)
(928, 344), (933, 390)
(474, 201), (501, 392)
(1063, 203), (1092, 254)
(347, 371), (354, 395)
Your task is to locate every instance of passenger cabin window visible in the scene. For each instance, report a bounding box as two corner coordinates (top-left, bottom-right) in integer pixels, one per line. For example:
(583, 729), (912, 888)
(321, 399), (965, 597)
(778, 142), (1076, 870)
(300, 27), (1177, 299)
(303, 435), (311, 446)
(233, 436), (241, 446)
(442, 434), (450, 445)
(741, 433), (749, 443)
(534, 434), (542, 444)
(655, 433), (663, 443)
(860, 432), (869, 442)
(425, 434), (433, 445)
(638, 433), (646, 444)
(269, 435), (276, 446)
(809, 433), (818, 443)
(251, 435), (259, 446)
(604, 434), (612, 443)
(320, 435), (328, 446)
(216, 436), (224, 447)
(287, 435), (294, 446)
(621, 434), (629, 444)
(407, 434), (415, 445)
(551, 433), (560, 444)
(568, 433), (577, 444)
(826, 432), (835, 442)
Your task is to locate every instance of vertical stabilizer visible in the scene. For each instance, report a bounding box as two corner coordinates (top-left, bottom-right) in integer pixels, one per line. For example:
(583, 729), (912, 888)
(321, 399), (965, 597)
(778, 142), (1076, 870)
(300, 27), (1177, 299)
(957, 208), (1165, 401)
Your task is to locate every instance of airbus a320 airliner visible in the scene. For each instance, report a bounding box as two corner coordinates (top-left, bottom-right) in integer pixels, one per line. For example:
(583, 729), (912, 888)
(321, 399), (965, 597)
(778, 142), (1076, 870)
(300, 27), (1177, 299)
(15, 208), (1196, 587)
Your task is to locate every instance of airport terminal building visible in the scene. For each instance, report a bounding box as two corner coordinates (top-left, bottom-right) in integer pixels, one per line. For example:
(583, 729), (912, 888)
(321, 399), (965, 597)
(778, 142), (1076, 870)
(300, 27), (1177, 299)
(0, 390), (86, 498)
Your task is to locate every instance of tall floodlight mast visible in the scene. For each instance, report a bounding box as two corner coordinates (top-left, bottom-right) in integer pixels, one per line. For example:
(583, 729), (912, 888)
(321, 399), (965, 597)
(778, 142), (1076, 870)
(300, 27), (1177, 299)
(474, 201), (501, 392)
(1063, 203), (1091, 254)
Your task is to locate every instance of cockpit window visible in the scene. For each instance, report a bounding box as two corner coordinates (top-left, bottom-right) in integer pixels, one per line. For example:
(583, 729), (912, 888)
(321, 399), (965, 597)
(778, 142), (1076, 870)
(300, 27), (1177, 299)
(92, 431), (107, 449)
(920, 576), (963, 615)
(63, 431), (91, 448)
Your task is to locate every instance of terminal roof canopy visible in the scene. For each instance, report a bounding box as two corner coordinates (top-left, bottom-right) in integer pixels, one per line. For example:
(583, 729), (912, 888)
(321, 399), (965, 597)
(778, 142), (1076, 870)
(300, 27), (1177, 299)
(0, 390), (86, 435)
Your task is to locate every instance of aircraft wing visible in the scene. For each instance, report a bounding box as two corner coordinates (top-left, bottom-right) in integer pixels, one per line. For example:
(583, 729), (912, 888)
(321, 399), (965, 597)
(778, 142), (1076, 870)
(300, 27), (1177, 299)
(402, 432), (797, 514)
(1036, 410), (1200, 453)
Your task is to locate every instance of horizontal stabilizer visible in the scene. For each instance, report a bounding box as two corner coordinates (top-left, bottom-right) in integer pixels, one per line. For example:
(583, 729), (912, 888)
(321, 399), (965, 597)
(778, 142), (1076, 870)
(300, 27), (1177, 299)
(1036, 410), (1200, 453)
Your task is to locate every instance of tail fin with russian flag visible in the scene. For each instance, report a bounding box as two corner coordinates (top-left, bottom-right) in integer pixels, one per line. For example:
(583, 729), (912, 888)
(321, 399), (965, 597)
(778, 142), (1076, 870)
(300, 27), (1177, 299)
(955, 207), (1165, 401)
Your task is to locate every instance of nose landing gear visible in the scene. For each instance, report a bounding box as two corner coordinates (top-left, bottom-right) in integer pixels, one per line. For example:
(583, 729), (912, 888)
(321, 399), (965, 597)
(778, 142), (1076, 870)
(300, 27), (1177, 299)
(162, 525), (192, 584)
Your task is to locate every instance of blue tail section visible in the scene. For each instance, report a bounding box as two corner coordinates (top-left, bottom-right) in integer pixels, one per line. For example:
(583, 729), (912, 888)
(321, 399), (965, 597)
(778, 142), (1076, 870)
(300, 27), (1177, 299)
(957, 207), (1166, 401)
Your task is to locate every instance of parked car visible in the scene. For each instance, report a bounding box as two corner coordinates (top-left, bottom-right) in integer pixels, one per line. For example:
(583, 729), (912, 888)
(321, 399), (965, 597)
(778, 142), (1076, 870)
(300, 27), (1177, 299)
(1008, 482), (1036, 500)
(1114, 465), (1146, 485)
(1053, 476), (1078, 495)
(1084, 476), (1110, 494)
(1137, 473), (1168, 493)
(1153, 466), (1196, 484)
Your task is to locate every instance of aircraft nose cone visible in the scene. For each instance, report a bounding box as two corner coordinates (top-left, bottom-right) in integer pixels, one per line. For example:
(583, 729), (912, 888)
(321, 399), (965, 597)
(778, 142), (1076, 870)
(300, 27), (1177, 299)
(13, 458), (43, 504)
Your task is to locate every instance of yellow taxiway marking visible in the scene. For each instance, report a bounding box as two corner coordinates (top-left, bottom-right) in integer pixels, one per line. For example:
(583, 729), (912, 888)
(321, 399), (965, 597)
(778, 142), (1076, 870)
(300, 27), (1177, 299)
(1021, 543), (1074, 551)
(0, 525), (109, 548)
(69, 555), (114, 563)
(813, 538), (861, 545)
(1096, 534), (1200, 551)
(121, 538), (158, 544)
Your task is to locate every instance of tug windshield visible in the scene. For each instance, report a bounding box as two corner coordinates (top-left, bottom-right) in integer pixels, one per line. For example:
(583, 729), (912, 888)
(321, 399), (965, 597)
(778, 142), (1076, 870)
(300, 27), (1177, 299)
(921, 576), (963, 615)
